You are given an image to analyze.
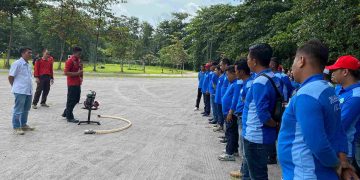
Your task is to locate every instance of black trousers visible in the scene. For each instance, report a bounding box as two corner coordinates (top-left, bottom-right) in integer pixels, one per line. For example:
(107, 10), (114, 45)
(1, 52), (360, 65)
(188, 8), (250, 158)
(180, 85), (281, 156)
(63, 86), (81, 120)
(195, 88), (202, 108)
(33, 75), (51, 105)
(225, 114), (239, 155)
(203, 93), (211, 114)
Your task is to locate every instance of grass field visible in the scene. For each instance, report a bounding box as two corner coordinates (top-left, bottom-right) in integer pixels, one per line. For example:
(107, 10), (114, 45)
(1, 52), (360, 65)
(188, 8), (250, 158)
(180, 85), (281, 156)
(0, 59), (192, 74)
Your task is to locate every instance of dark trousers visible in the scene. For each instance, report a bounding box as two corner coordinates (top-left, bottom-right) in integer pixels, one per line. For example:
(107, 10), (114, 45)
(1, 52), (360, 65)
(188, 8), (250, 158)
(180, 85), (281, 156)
(268, 142), (277, 162)
(224, 114), (238, 155)
(203, 93), (211, 114)
(242, 139), (271, 180)
(195, 88), (202, 108)
(32, 75), (51, 105)
(217, 104), (224, 127)
(63, 86), (81, 120)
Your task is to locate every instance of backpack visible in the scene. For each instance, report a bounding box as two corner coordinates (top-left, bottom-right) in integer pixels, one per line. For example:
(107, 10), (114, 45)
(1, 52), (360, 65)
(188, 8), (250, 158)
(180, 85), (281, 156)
(261, 74), (285, 123)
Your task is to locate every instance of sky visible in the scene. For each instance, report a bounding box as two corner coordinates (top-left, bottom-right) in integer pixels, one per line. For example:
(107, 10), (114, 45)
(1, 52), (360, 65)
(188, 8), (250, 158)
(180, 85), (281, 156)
(111, 0), (241, 27)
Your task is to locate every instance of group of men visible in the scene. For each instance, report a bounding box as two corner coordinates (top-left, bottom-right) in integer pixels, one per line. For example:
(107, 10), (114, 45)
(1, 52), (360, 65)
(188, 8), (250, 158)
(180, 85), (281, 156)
(195, 40), (360, 180)
(8, 46), (84, 135)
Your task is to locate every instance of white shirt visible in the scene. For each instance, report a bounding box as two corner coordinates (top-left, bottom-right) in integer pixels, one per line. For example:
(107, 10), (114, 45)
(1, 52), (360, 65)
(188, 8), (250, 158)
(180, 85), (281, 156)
(9, 58), (33, 95)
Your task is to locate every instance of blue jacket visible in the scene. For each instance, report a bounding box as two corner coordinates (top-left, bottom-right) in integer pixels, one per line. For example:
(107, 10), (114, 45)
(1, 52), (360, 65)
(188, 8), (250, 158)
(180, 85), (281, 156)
(275, 72), (293, 102)
(198, 71), (205, 88)
(201, 71), (210, 93)
(221, 79), (237, 115)
(209, 72), (219, 95)
(278, 74), (348, 180)
(236, 77), (254, 114)
(231, 80), (243, 112)
(336, 83), (360, 158)
(215, 74), (225, 104)
(242, 69), (283, 144)
(221, 76), (229, 98)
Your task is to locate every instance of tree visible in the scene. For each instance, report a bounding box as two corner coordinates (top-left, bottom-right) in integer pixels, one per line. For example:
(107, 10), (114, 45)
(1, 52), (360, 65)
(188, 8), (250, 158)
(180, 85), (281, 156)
(0, 0), (27, 68)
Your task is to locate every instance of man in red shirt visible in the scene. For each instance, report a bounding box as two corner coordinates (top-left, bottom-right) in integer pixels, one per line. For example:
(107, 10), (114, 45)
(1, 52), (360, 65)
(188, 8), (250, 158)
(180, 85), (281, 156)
(32, 49), (54, 109)
(61, 47), (83, 123)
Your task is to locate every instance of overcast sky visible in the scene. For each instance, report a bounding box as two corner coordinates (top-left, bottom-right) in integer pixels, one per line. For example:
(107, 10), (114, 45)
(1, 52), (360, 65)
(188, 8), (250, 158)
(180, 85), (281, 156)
(111, 0), (240, 27)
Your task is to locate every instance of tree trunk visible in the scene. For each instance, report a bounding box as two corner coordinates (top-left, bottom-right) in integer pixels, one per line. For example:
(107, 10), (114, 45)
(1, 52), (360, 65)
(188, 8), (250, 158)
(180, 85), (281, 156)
(57, 40), (65, 70)
(121, 59), (124, 73)
(93, 12), (102, 72)
(5, 14), (14, 69)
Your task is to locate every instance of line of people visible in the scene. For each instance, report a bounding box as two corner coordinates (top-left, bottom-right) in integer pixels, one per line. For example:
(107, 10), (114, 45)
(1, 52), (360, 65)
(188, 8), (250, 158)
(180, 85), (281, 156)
(194, 40), (360, 180)
(8, 46), (84, 135)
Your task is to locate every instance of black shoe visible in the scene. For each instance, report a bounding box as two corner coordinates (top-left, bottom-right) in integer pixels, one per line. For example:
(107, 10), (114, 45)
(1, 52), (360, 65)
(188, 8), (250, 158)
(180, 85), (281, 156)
(67, 118), (79, 123)
(61, 113), (66, 118)
(220, 138), (227, 144)
(208, 118), (214, 121)
(209, 120), (217, 124)
(201, 112), (206, 115)
(202, 113), (210, 117)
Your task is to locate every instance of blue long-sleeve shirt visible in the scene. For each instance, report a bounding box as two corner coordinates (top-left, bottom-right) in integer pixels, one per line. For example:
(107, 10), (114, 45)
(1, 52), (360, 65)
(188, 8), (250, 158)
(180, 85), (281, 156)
(275, 72), (293, 102)
(215, 73), (225, 104)
(231, 80), (243, 112)
(221, 75), (229, 97)
(201, 71), (210, 93)
(221, 79), (237, 115)
(336, 83), (360, 158)
(236, 77), (254, 114)
(209, 72), (219, 95)
(198, 71), (205, 89)
(278, 74), (348, 180)
(242, 69), (283, 144)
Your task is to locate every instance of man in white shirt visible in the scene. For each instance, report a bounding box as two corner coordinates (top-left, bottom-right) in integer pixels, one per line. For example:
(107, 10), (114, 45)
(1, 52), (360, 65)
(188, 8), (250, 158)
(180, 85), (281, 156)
(8, 47), (35, 135)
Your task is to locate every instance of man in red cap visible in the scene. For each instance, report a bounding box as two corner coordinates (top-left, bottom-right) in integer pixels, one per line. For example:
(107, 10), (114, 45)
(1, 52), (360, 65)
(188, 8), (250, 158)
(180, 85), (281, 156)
(327, 55), (360, 172)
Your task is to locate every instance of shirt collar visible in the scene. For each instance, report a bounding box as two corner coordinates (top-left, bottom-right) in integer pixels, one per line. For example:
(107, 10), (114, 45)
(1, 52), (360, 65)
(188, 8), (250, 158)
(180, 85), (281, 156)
(300, 74), (323, 88)
(339, 83), (360, 94)
(19, 57), (28, 65)
(255, 68), (272, 78)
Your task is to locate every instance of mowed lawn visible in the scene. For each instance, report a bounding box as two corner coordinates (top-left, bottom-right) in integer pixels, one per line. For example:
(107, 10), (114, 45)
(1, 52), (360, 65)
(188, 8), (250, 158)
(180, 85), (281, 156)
(0, 59), (192, 74)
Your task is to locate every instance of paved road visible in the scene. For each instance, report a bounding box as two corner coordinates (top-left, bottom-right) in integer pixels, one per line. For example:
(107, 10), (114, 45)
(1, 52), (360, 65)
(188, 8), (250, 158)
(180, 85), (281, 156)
(0, 75), (281, 180)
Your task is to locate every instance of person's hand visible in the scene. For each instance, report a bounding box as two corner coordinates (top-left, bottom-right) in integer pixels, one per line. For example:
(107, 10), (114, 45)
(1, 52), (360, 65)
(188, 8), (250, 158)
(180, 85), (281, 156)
(226, 113), (232, 122)
(341, 168), (359, 180)
(50, 79), (54, 85)
(77, 69), (83, 75)
(35, 78), (40, 84)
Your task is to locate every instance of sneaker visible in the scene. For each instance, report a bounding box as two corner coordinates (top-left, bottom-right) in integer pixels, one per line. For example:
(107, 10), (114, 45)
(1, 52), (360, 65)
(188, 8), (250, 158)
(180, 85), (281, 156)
(22, 125), (35, 131)
(209, 120), (217, 124)
(218, 153), (235, 161)
(213, 126), (223, 132)
(67, 118), (79, 123)
(41, 103), (50, 107)
(32, 105), (37, 109)
(14, 128), (25, 135)
(194, 107), (199, 111)
(213, 124), (218, 128)
(219, 139), (227, 144)
(230, 170), (243, 178)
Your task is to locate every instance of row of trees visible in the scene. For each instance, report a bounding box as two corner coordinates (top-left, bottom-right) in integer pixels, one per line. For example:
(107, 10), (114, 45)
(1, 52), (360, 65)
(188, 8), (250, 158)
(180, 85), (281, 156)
(1, 0), (359, 71)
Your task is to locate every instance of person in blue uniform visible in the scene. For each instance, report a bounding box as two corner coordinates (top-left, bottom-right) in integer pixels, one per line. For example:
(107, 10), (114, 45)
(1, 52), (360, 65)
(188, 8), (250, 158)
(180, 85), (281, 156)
(201, 63), (211, 116)
(218, 65), (238, 161)
(278, 40), (358, 180)
(209, 62), (219, 124)
(327, 55), (360, 169)
(241, 43), (282, 180)
(195, 64), (205, 111)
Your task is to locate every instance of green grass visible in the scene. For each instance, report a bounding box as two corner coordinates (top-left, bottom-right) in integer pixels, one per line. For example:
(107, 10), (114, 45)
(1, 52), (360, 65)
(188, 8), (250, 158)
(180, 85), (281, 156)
(0, 59), (192, 74)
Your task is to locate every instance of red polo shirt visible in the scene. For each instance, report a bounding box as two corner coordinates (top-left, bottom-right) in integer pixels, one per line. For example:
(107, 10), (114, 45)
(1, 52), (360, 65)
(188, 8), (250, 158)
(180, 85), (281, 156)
(64, 55), (83, 86)
(34, 56), (54, 79)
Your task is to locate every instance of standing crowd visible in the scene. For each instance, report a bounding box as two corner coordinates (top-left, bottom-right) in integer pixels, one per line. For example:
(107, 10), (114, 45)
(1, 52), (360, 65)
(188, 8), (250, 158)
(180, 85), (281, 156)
(194, 40), (360, 180)
(8, 46), (84, 135)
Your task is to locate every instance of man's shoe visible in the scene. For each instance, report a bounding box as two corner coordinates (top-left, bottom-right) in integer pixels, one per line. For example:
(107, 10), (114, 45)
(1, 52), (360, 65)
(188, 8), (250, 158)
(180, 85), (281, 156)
(32, 105), (37, 109)
(213, 126), (223, 132)
(218, 135), (225, 139)
(218, 153), (235, 161)
(22, 125), (35, 131)
(213, 124), (218, 128)
(14, 128), (25, 135)
(230, 170), (243, 178)
(220, 138), (227, 144)
(41, 103), (50, 107)
(202, 113), (210, 117)
(67, 118), (79, 123)
(208, 118), (214, 121)
(201, 112), (206, 115)
(194, 107), (199, 111)
(209, 120), (217, 124)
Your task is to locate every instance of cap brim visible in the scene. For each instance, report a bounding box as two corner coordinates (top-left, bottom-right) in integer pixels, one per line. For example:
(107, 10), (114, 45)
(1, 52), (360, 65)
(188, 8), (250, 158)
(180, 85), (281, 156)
(326, 65), (341, 70)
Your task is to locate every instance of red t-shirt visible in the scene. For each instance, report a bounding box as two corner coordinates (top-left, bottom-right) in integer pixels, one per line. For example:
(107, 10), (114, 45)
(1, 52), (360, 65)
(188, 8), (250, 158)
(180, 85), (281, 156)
(34, 56), (54, 78)
(64, 55), (83, 86)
